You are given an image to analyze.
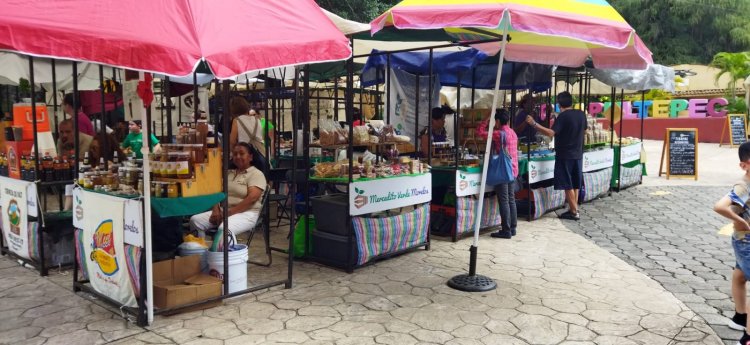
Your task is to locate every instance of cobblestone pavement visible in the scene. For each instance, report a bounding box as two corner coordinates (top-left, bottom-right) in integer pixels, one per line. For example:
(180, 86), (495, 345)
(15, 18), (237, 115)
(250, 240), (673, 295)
(561, 185), (738, 345)
(1, 212), (722, 345)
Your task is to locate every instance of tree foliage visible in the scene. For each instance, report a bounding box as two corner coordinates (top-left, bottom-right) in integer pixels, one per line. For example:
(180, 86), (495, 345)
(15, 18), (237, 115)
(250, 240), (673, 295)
(609, 0), (750, 65)
(316, 0), (399, 23)
(318, 0), (750, 66)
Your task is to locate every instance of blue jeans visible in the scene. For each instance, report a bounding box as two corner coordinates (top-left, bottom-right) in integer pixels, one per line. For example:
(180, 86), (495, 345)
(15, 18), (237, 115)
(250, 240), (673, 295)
(495, 182), (517, 232)
(733, 233), (750, 280)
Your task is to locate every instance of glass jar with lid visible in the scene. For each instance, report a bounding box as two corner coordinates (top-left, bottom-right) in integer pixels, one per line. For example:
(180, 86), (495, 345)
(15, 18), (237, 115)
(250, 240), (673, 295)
(166, 182), (179, 198)
(175, 152), (193, 179)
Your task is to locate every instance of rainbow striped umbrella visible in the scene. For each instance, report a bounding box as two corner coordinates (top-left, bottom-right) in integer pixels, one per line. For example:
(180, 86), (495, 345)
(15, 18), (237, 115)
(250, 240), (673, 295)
(371, 0), (653, 291)
(371, 0), (653, 69)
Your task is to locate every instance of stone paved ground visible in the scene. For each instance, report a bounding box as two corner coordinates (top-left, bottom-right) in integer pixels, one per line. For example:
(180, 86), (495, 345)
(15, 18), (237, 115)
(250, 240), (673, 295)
(1, 213), (722, 345)
(562, 185), (738, 345)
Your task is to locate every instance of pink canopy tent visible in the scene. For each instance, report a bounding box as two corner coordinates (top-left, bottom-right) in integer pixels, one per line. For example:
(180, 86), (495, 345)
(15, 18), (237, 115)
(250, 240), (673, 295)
(0, 0), (352, 78)
(0, 0), (352, 325)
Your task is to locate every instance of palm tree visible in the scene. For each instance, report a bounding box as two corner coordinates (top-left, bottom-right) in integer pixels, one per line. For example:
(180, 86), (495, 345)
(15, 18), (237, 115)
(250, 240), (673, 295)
(710, 51), (750, 99)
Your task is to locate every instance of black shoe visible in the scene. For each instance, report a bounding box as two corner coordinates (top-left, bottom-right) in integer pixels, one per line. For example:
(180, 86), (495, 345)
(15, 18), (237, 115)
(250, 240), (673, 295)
(738, 331), (750, 345)
(511, 228), (516, 236)
(491, 230), (512, 239)
(559, 211), (580, 221)
(730, 312), (748, 331)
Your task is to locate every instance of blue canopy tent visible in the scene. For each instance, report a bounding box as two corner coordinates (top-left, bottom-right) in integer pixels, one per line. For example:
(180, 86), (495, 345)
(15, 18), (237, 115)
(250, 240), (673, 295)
(360, 48), (552, 91)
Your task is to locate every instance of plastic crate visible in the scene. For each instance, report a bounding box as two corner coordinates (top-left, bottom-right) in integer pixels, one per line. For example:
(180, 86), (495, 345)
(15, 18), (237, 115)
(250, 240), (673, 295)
(310, 194), (349, 236)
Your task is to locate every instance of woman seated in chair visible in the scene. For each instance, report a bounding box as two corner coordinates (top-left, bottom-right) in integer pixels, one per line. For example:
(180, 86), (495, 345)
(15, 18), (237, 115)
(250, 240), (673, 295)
(189, 142), (267, 238)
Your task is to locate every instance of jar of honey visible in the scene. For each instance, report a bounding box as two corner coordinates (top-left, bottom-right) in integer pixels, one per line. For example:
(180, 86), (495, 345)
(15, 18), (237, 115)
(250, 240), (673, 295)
(166, 152), (178, 178)
(175, 152), (192, 179)
(166, 182), (179, 198)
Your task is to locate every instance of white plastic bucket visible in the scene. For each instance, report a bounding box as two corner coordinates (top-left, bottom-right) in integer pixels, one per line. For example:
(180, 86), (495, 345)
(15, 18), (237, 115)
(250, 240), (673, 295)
(207, 244), (248, 293)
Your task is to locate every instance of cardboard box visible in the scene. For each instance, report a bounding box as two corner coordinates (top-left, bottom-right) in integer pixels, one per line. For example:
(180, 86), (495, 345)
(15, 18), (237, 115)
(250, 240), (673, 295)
(153, 255), (222, 310)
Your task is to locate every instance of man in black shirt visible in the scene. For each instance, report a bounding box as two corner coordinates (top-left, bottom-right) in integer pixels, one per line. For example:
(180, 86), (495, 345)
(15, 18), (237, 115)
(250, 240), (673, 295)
(525, 91), (587, 220)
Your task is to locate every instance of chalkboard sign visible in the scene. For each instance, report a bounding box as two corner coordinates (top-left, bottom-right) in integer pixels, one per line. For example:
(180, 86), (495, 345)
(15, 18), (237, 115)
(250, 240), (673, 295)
(659, 128), (698, 180)
(729, 114), (747, 146)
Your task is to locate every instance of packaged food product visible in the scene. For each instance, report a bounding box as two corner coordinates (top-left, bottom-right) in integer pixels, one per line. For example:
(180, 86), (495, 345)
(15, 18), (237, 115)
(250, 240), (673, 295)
(175, 152), (192, 179)
(353, 126), (370, 146)
(380, 124), (395, 143)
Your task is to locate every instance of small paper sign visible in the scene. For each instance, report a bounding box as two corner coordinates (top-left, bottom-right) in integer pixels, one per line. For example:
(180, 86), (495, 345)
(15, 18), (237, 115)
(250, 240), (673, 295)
(123, 199), (143, 248)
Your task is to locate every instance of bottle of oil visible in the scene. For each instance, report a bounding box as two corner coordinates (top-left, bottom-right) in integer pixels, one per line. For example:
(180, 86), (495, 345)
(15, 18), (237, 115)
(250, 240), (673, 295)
(28, 154), (37, 181)
(20, 155), (28, 180)
(53, 157), (64, 181)
(0, 153), (6, 176)
(80, 151), (91, 173)
(61, 155), (71, 181)
(42, 152), (54, 182)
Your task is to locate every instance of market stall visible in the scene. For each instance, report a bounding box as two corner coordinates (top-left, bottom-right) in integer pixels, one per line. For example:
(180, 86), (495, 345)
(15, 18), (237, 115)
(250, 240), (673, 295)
(0, 57), (76, 276)
(0, 0), (352, 326)
(305, 108), (432, 271)
(361, 48), (552, 239)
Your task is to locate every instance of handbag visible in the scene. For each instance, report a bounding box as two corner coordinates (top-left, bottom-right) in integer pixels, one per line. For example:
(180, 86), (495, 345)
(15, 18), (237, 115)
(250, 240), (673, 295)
(237, 116), (270, 172)
(486, 131), (513, 186)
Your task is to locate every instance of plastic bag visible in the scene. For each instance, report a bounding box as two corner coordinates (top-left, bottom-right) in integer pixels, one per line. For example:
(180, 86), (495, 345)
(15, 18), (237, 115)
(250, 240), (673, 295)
(182, 234), (208, 248)
(319, 119), (339, 146)
(353, 126), (370, 146)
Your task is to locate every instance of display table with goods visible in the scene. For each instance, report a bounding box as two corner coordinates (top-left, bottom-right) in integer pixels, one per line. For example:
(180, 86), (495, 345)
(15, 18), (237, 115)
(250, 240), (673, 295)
(72, 133), (225, 322)
(425, 108), (504, 241)
(0, 102), (78, 276)
(306, 121), (431, 272)
(611, 138), (643, 190)
(431, 166), (502, 242)
(516, 120), (615, 219)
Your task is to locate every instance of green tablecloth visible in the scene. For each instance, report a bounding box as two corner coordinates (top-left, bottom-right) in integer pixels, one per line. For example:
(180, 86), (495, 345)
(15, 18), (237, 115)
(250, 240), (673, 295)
(150, 193), (225, 218)
(43, 211), (72, 222)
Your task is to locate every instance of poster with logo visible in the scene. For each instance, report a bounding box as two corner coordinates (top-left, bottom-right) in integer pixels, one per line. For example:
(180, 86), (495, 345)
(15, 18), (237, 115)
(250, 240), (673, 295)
(620, 143), (642, 165)
(80, 190), (137, 307)
(72, 187), (84, 229)
(1, 177), (31, 260)
(350, 174), (432, 216)
(528, 159), (555, 183)
(582, 148), (615, 173)
(456, 171), (482, 197)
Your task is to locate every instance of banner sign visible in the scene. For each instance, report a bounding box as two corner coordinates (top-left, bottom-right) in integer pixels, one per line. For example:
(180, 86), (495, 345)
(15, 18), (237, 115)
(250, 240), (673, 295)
(528, 159), (555, 183)
(350, 174), (432, 216)
(620, 143), (642, 164)
(583, 148), (615, 173)
(79, 190), (137, 307)
(0, 177), (32, 259)
(456, 171), (482, 197)
(388, 69), (441, 141)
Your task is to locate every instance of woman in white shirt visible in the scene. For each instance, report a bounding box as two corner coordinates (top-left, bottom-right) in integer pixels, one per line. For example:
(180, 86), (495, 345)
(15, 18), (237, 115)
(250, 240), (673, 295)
(228, 96), (265, 157)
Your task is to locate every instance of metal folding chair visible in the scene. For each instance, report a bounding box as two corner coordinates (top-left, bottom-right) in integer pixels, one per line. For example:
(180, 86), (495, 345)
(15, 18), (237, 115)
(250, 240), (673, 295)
(247, 187), (272, 266)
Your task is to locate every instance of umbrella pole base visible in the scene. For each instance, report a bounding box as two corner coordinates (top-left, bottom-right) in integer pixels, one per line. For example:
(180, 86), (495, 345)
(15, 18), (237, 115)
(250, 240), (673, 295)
(447, 245), (497, 292)
(447, 273), (497, 292)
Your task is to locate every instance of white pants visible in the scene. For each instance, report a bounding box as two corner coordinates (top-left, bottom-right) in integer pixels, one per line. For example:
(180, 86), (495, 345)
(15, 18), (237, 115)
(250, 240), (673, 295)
(189, 210), (259, 237)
